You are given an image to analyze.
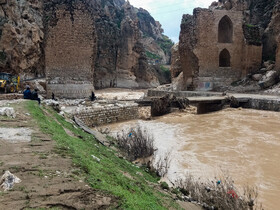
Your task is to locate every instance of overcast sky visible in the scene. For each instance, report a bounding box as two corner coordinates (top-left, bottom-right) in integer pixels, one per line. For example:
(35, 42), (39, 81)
(129, 0), (214, 43)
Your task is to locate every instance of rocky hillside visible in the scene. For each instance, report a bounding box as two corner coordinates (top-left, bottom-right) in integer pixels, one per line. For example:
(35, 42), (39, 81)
(0, 0), (173, 89)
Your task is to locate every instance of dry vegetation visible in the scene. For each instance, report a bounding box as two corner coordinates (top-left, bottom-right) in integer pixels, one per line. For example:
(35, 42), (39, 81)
(116, 125), (155, 161)
(174, 175), (263, 210)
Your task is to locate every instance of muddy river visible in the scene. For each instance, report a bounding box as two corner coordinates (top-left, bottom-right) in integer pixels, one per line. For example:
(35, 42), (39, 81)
(102, 108), (280, 210)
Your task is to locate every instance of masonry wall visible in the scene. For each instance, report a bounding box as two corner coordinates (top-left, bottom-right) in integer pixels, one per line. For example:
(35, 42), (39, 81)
(45, 2), (96, 99)
(180, 9), (262, 91)
(75, 106), (139, 127)
(195, 10), (245, 88)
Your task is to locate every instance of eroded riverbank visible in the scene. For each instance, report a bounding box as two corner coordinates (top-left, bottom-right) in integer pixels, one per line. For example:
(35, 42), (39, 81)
(101, 108), (280, 210)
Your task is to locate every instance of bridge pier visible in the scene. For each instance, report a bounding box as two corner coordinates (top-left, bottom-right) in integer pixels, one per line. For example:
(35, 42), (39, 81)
(197, 103), (224, 114)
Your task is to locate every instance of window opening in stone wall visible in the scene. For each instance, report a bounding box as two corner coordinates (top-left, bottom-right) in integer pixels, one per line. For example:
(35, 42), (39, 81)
(219, 49), (231, 67)
(218, 15), (233, 43)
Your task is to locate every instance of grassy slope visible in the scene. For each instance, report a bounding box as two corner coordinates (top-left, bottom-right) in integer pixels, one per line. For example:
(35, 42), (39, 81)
(26, 101), (180, 209)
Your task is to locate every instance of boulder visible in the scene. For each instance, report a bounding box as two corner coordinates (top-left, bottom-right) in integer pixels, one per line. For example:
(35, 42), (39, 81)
(263, 61), (274, 68)
(259, 68), (267, 73)
(151, 94), (189, 116)
(0, 107), (16, 118)
(151, 94), (173, 117)
(252, 74), (263, 81)
(259, 70), (279, 89)
(267, 64), (275, 71)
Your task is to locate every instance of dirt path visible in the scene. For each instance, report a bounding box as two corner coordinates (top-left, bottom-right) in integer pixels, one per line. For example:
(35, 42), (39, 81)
(0, 101), (117, 209)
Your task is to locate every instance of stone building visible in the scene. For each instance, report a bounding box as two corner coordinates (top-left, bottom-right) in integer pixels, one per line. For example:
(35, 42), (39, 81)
(44, 1), (97, 99)
(179, 8), (263, 91)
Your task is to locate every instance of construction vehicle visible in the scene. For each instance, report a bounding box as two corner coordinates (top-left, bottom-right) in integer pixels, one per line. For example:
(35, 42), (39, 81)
(0, 72), (20, 93)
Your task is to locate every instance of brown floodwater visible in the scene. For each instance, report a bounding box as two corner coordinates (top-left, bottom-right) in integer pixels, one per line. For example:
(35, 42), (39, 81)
(102, 108), (280, 210)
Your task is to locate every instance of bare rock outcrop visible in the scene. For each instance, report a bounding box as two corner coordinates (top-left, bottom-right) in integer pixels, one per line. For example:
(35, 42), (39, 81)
(276, 35), (280, 70)
(0, 0), (44, 78)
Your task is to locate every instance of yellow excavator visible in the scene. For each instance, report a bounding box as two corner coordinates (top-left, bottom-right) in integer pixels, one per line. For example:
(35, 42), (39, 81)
(0, 72), (20, 93)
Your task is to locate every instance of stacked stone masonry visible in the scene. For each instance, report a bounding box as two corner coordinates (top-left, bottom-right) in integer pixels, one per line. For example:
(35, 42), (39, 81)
(45, 1), (96, 99)
(75, 105), (139, 127)
(179, 8), (263, 91)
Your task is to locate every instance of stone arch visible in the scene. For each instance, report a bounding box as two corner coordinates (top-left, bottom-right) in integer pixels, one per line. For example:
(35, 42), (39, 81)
(219, 49), (231, 67)
(218, 15), (233, 43)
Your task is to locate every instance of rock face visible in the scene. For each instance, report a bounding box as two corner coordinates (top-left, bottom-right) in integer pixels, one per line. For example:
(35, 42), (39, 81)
(248, 0), (280, 62)
(0, 0), (173, 98)
(172, 0), (280, 91)
(0, 0), (44, 78)
(276, 36), (280, 70)
(259, 70), (279, 89)
(94, 1), (172, 89)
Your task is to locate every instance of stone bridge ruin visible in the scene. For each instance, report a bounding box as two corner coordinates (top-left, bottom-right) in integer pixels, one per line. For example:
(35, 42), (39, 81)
(45, 0), (96, 99)
(179, 8), (263, 91)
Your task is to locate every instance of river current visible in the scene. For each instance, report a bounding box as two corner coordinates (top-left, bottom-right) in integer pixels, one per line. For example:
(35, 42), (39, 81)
(102, 108), (280, 210)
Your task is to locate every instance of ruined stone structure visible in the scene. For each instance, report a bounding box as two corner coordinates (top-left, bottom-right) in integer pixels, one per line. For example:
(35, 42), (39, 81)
(76, 105), (139, 126)
(45, 1), (96, 99)
(179, 8), (263, 91)
(170, 43), (182, 78)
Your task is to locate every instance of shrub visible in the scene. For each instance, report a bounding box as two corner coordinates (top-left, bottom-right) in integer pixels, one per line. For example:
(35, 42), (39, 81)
(153, 151), (171, 177)
(175, 175), (262, 210)
(146, 51), (161, 60)
(160, 182), (169, 190)
(116, 125), (155, 161)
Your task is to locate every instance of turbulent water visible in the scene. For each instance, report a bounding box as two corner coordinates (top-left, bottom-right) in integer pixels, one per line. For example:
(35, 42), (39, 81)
(103, 108), (280, 210)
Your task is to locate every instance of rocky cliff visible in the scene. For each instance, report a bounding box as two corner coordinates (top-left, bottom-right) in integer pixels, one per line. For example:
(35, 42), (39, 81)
(0, 0), (44, 77)
(0, 0), (173, 89)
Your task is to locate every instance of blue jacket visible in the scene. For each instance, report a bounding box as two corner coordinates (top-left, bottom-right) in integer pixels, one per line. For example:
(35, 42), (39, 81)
(23, 89), (32, 99)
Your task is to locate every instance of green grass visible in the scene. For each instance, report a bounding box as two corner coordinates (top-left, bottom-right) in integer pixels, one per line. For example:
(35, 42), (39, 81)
(157, 35), (174, 55)
(146, 51), (161, 60)
(245, 23), (257, 28)
(26, 101), (180, 209)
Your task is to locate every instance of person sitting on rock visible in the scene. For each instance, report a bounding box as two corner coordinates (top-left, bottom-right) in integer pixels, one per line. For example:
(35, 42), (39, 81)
(23, 85), (32, 99)
(31, 89), (41, 105)
(90, 91), (96, 101)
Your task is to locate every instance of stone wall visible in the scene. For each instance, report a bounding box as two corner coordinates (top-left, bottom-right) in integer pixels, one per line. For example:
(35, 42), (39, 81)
(196, 9), (261, 89)
(147, 89), (222, 98)
(75, 105), (139, 126)
(0, 94), (22, 100)
(45, 1), (96, 99)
